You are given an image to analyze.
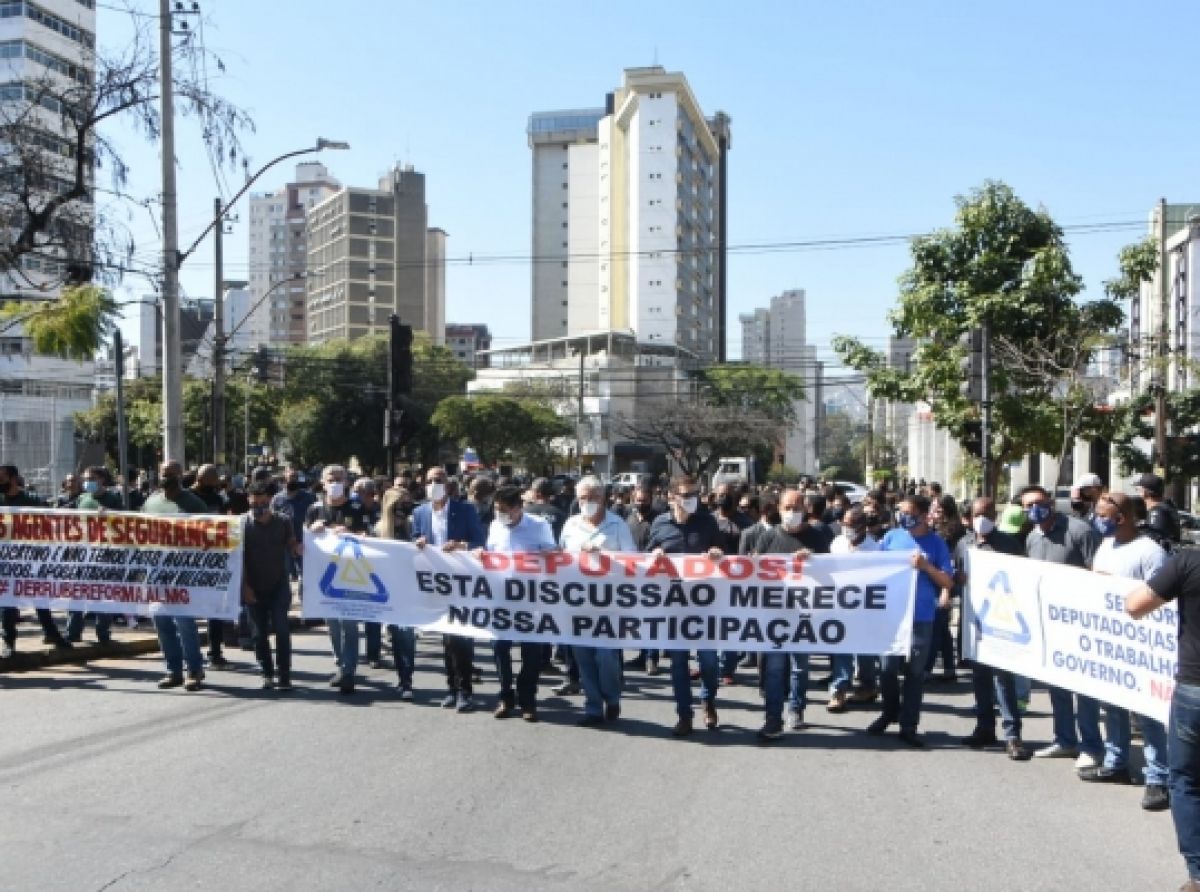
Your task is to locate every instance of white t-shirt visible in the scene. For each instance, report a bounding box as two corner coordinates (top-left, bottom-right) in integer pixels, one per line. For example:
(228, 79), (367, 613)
(831, 533), (881, 554)
(487, 512), (557, 552)
(1092, 533), (1167, 581)
(430, 503), (449, 546)
(560, 511), (637, 553)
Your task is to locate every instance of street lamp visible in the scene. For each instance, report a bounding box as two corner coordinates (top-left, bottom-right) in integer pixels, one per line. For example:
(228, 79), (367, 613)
(160, 137), (349, 469)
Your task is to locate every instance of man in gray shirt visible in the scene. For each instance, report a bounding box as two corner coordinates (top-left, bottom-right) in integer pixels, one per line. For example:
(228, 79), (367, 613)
(1020, 484), (1104, 765)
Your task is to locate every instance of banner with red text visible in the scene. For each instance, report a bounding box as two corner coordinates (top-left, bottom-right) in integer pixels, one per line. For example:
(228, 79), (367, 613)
(302, 532), (917, 654)
(0, 509), (243, 620)
(962, 549), (1175, 725)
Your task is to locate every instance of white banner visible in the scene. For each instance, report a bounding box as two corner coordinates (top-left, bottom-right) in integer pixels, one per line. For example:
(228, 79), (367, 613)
(962, 549), (1177, 724)
(302, 531), (918, 654)
(0, 508), (244, 620)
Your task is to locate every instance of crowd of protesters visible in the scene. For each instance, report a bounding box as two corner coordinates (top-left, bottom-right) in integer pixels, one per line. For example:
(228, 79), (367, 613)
(3, 460), (1200, 888)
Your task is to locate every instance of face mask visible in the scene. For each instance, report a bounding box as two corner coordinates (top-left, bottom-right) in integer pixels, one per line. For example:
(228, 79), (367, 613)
(579, 499), (603, 517)
(1026, 503), (1051, 524)
(326, 482), (345, 501)
(427, 482), (446, 502)
(781, 510), (804, 531)
(678, 497), (698, 515)
(1093, 516), (1119, 538)
(897, 512), (920, 531)
(286, 482), (301, 492)
(972, 516), (996, 537)
(251, 504), (270, 517)
(832, 508), (846, 522)
(82, 480), (100, 494)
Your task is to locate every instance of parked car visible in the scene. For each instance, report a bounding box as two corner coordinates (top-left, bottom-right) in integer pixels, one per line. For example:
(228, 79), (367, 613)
(831, 481), (869, 504)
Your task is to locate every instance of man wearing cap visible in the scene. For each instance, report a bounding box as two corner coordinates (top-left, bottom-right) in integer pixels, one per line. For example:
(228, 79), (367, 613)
(1136, 472), (1181, 549)
(1070, 473), (1104, 522)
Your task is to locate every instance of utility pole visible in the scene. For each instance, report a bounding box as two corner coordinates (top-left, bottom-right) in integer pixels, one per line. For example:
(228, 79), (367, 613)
(211, 196), (226, 469)
(865, 394), (874, 484)
(1155, 196), (1168, 478)
(114, 329), (130, 509)
(158, 0), (184, 465)
(576, 348), (585, 476)
(981, 318), (992, 499)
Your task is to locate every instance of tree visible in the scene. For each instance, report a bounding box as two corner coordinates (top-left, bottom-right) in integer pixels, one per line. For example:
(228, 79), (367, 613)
(817, 410), (865, 482)
(0, 8), (251, 354)
(1113, 389), (1200, 482)
(834, 181), (1125, 494)
(0, 284), (117, 360)
(696, 365), (806, 424)
(431, 395), (572, 469)
(613, 401), (780, 479)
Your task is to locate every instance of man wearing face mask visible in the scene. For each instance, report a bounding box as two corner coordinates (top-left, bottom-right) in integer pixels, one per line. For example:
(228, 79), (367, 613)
(753, 487), (833, 740)
(625, 483), (663, 674)
(866, 494), (954, 746)
(272, 469), (316, 580)
(66, 466), (124, 645)
(144, 461), (209, 690)
(191, 464), (234, 669)
(1020, 484), (1103, 765)
(560, 476), (637, 726)
(242, 482), (302, 690)
(479, 485), (557, 722)
(645, 475), (725, 737)
(468, 477), (496, 529)
(1071, 473), (1104, 521)
(712, 483), (744, 684)
(412, 467), (486, 711)
(830, 506), (882, 708)
(1079, 493), (1170, 810)
(956, 497), (1030, 760)
(305, 464), (371, 695)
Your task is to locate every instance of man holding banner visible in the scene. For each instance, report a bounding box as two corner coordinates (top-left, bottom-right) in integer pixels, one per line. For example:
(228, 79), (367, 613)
(1127, 540), (1200, 890)
(1020, 485), (1104, 766)
(1081, 493), (1170, 810)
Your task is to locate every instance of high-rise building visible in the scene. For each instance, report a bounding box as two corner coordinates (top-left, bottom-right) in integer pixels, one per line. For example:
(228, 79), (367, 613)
(247, 162), (340, 345)
(0, 0), (97, 496)
(305, 165), (444, 344)
(444, 323), (492, 369)
(135, 295), (213, 379)
(528, 66), (731, 362)
(738, 308), (770, 365)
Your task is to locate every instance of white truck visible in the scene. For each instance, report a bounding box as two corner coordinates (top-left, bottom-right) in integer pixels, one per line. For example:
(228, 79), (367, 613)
(711, 457), (758, 489)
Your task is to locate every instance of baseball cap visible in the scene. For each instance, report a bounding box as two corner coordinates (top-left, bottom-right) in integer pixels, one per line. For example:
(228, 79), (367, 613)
(998, 504), (1026, 535)
(1133, 472), (1164, 495)
(1073, 473), (1103, 489)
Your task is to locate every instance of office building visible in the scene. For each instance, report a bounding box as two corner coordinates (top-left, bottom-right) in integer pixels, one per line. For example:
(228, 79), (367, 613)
(305, 165), (445, 344)
(445, 323), (492, 369)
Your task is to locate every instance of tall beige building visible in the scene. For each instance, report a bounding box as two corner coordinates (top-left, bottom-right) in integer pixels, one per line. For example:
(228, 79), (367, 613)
(305, 165), (445, 344)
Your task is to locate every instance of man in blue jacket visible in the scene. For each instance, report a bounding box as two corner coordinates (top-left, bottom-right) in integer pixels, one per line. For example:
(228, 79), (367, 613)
(412, 466), (486, 711)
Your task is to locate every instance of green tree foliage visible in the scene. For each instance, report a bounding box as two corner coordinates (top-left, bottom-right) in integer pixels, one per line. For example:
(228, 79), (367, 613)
(697, 365), (806, 425)
(834, 181), (1127, 492)
(1114, 390), (1200, 480)
(0, 285), (119, 360)
(817, 410), (865, 482)
(431, 395), (572, 469)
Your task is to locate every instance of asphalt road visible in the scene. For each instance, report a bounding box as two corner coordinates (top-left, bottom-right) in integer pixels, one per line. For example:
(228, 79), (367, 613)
(0, 631), (1185, 892)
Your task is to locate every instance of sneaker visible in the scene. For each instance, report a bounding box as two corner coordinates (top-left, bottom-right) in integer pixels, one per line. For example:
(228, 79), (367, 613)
(1017, 698), (1029, 714)
(184, 673), (204, 692)
(1006, 740), (1031, 761)
(897, 729), (925, 748)
(604, 703), (621, 722)
(962, 729), (1000, 749)
(0, 641), (12, 659)
(521, 708), (538, 723)
(552, 681), (581, 696)
(397, 685), (413, 701)
(276, 675), (294, 692)
(1142, 784), (1171, 811)
(827, 690), (849, 713)
(441, 693), (458, 709)
(1078, 766), (1132, 784)
(866, 715), (892, 736)
(157, 674), (185, 689)
(1034, 743), (1078, 759)
(672, 716), (693, 737)
(578, 714), (605, 727)
(757, 718), (784, 741)
(702, 701), (719, 729)
(456, 694), (474, 713)
(788, 709), (806, 731)
(328, 670), (344, 688)
(209, 654), (230, 670)
(494, 702), (514, 719)
(1075, 751), (1102, 770)
(646, 658), (660, 676)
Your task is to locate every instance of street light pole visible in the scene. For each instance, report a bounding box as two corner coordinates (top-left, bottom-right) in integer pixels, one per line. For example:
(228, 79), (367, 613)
(212, 196), (226, 469)
(158, 0), (184, 464)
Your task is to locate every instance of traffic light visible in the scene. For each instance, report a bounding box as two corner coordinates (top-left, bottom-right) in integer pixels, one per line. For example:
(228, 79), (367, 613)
(962, 420), (983, 458)
(389, 315), (413, 400)
(252, 345), (271, 383)
(959, 328), (983, 401)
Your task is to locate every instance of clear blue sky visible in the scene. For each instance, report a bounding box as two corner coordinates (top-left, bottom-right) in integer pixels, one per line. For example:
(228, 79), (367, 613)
(100, 0), (1200, 366)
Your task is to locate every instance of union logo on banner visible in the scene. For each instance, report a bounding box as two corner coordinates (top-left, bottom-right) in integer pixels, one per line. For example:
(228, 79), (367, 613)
(318, 536), (389, 603)
(973, 569), (1032, 646)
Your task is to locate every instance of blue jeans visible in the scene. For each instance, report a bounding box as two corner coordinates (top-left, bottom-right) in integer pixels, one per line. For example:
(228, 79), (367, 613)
(67, 610), (112, 643)
(389, 626), (416, 687)
(971, 664), (1022, 740)
(1049, 686), (1104, 755)
(154, 615), (203, 676)
(669, 649), (718, 718)
(763, 651), (790, 722)
(1101, 707), (1169, 784)
(720, 650), (742, 677)
(830, 653), (854, 693)
(1171, 683), (1200, 880)
(575, 646), (621, 716)
(364, 622), (383, 661)
(880, 621), (934, 732)
(493, 639), (540, 709)
(789, 653), (811, 713)
(328, 619), (359, 676)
